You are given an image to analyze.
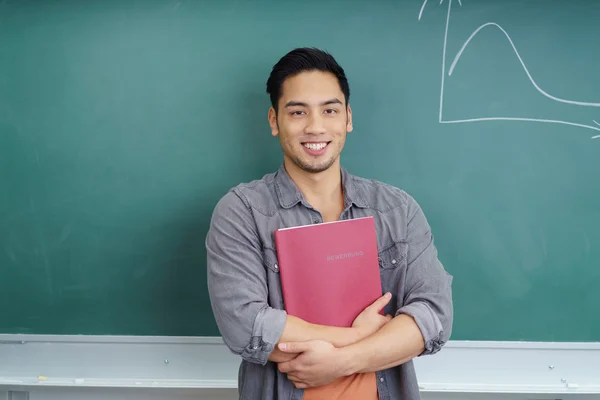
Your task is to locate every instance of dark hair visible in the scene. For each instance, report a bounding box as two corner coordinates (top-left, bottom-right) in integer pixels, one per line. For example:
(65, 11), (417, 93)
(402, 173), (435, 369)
(266, 47), (350, 113)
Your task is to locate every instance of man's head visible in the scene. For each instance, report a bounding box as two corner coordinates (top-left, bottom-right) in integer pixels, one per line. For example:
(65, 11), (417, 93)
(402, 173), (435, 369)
(266, 47), (352, 174)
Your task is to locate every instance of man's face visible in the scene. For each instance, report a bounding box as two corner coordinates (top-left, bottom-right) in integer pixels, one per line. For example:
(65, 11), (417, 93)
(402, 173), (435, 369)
(268, 70), (353, 174)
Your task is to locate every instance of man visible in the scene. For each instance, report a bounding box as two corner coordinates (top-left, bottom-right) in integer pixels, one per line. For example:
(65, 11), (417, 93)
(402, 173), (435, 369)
(206, 47), (453, 400)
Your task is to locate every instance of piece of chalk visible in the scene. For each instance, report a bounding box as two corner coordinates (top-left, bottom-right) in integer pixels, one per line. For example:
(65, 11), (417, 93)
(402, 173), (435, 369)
(75, 378), (84, 384)
(37, 376), (47, 381)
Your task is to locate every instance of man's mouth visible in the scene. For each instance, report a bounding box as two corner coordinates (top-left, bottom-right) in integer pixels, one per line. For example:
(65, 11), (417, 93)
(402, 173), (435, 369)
(302, 142), (329, 150)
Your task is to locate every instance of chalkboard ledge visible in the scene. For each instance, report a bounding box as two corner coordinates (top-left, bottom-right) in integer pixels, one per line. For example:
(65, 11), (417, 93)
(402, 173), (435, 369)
(0, 335), (599, 394)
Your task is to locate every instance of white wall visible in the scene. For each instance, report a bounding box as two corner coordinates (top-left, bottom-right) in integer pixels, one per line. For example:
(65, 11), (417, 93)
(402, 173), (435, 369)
(1, 335), (599, 400)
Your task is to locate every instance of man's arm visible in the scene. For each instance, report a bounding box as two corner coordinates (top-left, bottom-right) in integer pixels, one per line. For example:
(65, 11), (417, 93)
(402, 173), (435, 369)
(268, 315), (360, 363)
(276, 313), (422, 387)
(206, 190), (382, 366)
(339, 314), (423, 374)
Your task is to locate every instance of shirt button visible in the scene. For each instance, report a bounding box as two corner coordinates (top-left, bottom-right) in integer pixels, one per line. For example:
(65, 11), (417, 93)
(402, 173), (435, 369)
(313, 219), (319, 224)
(274, 264), (278, 270)
(391, 259), (397, 265)
(380, 377), (384, 382)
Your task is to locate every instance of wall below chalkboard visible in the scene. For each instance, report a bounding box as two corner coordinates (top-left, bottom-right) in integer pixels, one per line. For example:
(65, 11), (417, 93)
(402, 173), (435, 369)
(0, 335), (599, 397)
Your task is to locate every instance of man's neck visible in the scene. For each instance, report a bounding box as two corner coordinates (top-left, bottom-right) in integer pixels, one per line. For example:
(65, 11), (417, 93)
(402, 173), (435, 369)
(283, 158), (344, 220)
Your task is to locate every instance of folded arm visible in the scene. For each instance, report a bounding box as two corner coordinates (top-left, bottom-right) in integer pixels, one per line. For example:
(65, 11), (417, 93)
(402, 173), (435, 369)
(268, 315), (364, 362)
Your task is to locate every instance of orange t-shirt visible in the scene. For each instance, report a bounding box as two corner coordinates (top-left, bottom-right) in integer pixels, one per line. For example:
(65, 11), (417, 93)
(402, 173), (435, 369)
(302, 372), (379, 400)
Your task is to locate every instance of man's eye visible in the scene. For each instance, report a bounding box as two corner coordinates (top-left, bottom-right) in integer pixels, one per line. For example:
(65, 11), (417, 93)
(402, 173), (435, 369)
(291, 111), (305, 116)
(324, 109), (337, 114)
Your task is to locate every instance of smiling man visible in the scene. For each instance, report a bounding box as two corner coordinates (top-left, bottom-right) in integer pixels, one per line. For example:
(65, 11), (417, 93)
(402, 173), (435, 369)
(206, 47), (454, 400)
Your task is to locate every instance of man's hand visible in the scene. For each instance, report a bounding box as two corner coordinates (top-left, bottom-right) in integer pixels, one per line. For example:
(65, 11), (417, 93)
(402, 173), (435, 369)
(351, 292), (393, 340)
(276, 340), (349, 389)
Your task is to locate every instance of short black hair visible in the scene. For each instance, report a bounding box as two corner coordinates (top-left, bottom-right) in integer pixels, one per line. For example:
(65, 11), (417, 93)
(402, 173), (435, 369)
(266, 47), (350, 113)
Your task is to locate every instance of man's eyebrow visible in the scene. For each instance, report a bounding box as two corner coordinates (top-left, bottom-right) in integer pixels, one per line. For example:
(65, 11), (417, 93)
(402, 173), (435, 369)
(321, 98), (343, 106)
(284, 101), (308, 108)
(284, 98), (343, 108)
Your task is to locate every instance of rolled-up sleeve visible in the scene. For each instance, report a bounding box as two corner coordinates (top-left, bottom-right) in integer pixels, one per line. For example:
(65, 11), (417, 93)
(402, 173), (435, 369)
(395, 194), (454, 356)
(205, 190), (287, 365)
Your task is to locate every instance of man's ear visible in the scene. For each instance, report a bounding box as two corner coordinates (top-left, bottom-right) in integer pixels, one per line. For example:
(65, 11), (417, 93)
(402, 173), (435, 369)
(346, 104), (353, 133)
(268, 107), (279, 137)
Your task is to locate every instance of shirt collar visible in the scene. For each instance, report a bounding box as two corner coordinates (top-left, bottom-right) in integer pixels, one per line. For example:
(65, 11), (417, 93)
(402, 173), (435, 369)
(274, 163), (368, 210)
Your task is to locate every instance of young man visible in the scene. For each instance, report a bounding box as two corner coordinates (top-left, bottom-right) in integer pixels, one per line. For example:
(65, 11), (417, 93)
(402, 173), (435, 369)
(206, 47), (453, 400)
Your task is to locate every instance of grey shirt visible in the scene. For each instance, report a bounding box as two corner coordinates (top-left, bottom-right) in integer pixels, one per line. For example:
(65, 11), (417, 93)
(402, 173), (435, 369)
(206, 163), (454, 400)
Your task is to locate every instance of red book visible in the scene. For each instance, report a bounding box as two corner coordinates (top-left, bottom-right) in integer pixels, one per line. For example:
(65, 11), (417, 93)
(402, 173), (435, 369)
(274, 216), (383, 327)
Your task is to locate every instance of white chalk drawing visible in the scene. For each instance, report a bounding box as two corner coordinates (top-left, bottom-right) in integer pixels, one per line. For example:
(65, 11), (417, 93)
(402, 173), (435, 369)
(419, 0), (600, 139)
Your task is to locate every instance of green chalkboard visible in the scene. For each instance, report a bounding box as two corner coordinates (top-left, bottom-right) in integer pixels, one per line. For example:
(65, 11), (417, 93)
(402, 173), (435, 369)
(1, 0), (599, 342)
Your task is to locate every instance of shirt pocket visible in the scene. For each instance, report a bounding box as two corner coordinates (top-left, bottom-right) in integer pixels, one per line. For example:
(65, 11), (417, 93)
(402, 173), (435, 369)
(378, 241), (408, 270)
(378, 241), (409, 311)
(262, 246), (284, 309)
(263, 246), (280, 273)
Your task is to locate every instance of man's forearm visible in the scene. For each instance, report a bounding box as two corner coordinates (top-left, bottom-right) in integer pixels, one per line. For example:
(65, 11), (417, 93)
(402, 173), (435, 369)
(340, 314), (425, 374)
(279, 315), (361, 347)
(268, 315), (362, 362)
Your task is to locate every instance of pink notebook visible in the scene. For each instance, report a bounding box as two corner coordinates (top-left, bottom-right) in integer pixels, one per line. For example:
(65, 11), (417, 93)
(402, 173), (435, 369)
(274, 216), (382, 327)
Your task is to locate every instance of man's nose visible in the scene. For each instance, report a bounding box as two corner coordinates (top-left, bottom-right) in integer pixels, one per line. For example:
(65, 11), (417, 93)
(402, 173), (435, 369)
(305, 113), (326, 135)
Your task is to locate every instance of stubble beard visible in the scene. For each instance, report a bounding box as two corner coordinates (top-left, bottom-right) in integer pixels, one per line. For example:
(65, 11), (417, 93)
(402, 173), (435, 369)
(291, 152), (337, 174)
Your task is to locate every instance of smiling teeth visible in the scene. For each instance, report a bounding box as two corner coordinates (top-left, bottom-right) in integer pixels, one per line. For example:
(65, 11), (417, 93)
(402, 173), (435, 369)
(304, 143), (327, 150)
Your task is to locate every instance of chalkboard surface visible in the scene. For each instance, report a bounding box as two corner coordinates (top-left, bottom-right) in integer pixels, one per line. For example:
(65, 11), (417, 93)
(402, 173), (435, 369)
(1, 0), (599, 342)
